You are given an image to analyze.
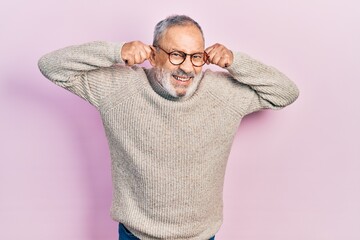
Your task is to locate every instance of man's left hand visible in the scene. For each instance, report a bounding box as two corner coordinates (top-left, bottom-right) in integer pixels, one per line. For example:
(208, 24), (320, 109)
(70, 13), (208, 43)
(205, 43), (234, 68)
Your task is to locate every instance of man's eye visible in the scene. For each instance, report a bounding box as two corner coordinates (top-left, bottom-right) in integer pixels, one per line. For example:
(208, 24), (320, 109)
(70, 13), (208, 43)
(192, 54), (203, 59)
(171, 52), (183, 58)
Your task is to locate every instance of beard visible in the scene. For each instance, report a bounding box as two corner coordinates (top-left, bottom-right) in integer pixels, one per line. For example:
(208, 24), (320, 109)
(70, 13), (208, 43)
(154, 67), (203, 99)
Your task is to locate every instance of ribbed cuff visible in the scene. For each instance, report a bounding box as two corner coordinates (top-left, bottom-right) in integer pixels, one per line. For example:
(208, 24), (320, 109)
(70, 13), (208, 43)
(111, 42), (125, 64)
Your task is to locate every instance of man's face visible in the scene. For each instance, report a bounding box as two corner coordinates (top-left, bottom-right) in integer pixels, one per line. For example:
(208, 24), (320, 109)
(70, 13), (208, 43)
(150, 24), (205, 98)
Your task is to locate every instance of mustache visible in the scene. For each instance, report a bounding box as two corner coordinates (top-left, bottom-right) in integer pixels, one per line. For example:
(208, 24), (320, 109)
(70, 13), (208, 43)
(171, 69), (195, 78)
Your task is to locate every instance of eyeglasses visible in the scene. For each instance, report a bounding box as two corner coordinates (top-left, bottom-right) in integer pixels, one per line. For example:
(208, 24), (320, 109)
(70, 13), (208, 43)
(154, 45), (208, 67)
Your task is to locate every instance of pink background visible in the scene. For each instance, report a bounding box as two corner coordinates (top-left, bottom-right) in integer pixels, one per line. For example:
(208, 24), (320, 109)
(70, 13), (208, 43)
(1, 0), (359, 239)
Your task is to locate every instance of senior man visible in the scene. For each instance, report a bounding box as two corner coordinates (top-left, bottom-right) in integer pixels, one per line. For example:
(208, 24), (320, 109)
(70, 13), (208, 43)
(38, 15), (299, 240)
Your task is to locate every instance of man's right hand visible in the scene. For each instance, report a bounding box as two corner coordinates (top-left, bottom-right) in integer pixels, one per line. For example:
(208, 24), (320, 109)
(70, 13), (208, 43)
(121, 41), (152, 66)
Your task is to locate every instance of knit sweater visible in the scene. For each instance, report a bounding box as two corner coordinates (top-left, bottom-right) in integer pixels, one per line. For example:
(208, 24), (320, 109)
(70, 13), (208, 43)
(38, 41), (299, 240)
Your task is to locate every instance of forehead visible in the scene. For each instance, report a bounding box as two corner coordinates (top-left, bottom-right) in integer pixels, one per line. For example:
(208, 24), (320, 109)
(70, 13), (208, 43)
(160, 24), (204, 52)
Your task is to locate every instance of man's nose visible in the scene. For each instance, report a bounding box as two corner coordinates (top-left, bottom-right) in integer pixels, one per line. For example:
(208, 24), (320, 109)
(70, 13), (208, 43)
(179, 55), (194, 73)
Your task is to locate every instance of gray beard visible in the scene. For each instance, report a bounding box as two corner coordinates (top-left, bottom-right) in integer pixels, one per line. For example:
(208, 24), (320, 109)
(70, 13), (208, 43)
(153, 68), (203, 99)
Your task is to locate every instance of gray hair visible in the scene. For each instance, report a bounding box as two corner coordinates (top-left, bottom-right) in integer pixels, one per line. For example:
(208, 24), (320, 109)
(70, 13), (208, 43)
(153, 15), (204, 46)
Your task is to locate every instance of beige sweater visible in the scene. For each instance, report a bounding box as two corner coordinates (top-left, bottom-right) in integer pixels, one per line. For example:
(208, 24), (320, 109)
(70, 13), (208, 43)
(38, 41), (299, 240)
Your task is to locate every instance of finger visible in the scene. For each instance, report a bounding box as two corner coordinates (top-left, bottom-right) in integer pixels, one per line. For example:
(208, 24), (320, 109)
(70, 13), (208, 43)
(139, 50), (147, 63)
(144, 45), (152, 59)
(205, 45), (215, 54)
(222, 50), (233, 61)
(221, 50), (233, 67)
(134, 52), (142, 64)
(205, 43), (219, 53)
(207, 46), (223, 63)
(126, 57), (135, 66)
(205, 49), (217, 64)
(122, 52), (130, 65)
(122, 54), (131, 65)
(210, 51), (222, 65)
(218, 57), (229, 68)
(206, 54), (211, 65)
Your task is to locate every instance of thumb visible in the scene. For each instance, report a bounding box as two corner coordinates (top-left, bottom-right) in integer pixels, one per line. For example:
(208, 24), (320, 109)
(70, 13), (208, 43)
(205, 45), (215, 54)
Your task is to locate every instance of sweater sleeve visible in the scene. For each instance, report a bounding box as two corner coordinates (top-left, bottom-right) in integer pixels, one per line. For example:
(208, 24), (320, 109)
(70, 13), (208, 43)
(38, 41), (127, 109)
(226, 52), (299, 115)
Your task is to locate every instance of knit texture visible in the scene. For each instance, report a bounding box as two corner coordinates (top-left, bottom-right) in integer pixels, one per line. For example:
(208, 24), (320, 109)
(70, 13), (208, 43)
(38, 41), (299, 240)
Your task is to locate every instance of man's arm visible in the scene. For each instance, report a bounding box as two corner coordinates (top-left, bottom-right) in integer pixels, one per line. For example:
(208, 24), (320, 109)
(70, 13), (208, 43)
(206, 43), (299, 115)
(38, 41), (151, 108)
(38, 41), (125, 108)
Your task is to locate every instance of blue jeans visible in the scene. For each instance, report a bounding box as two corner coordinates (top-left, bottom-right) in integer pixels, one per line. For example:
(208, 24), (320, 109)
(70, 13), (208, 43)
(118, 223), (215, 240)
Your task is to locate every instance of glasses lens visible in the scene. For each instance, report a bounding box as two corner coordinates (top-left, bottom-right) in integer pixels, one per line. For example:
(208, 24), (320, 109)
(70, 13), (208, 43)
(191, 53), (205, 67)
(169, 52), (185, 65)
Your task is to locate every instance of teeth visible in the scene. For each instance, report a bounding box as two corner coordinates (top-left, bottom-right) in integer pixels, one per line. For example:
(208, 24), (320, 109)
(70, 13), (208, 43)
(174, 75), (191, 81)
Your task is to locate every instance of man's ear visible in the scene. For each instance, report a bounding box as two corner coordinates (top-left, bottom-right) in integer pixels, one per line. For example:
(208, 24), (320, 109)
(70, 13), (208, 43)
(149, 46), (157, 67)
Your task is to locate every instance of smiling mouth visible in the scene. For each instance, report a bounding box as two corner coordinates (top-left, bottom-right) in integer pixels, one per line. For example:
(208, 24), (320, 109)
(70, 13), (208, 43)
(173, 75), (192, 82)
